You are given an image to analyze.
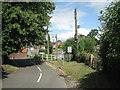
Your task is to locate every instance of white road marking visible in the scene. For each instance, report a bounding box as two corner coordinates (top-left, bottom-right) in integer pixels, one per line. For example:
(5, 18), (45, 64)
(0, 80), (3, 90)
(30, 61), (42, 83)
(37, 66), (41, 72)
(37, 73), (42, 83)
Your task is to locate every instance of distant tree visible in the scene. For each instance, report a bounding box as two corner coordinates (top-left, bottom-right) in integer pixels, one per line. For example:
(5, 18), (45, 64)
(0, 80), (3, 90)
(83, 38), (96, 53)
(63, 34), (96, 56)
(48, 34), (53, 54)
(58, 43), (64, 49)
(87, 29), (98, 38)
(57, 40), (61, 42)
(2, 2), (55, 63)
(63, 38), (76, 53)
(87, 29), (100, 45)
(79, 34), (86, 38)
(99, 1), (120, 75)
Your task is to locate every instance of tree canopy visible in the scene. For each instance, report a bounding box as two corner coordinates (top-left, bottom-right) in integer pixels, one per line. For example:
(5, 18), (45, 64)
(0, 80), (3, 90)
(99, 1), (120, 74)
(2, 2), (55, 62)
(63, 34), (96, 54)
(87, 29), (98, 38)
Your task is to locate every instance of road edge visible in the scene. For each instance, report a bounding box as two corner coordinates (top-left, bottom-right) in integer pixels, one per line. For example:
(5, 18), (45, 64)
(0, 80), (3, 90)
(45, 61), (65, 75)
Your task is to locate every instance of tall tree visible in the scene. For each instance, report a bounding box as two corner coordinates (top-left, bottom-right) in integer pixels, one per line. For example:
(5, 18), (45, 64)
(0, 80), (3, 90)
(87, 29), (98, 38)
(45, 33), (53, 54)
(99, 1), (120, 75)
(2, 2), (55, 63)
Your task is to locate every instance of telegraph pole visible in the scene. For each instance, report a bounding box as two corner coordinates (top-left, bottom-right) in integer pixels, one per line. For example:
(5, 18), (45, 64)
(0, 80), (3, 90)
(55, 34), (58, 61)
(74, 8), (78, 49)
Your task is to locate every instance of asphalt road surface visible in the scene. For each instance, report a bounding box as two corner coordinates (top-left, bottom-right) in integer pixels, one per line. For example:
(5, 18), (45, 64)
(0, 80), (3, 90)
(2, 59), (67, 88)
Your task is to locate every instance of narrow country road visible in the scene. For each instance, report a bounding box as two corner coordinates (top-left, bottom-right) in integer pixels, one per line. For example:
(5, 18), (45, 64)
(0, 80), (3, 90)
(2, 59), (67, 88)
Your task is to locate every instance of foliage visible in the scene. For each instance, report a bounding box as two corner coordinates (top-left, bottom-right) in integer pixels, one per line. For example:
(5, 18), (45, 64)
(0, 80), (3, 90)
(87, 29), (100, 45)
(48, 34), (53, 54)
(2, 64), (18, 71)
(99, 1), (120, 74)
(82, 38), (96, 53)
(75, 51), (90, 66)
(87, 29), (98, 38)
(58, 43), (63, 48)
(39, 49), (47, 54)
(2, 2), (55, 63)
(63, 35), (97, 53)
(63, 36), (96, 67)
(45, 33), (53, 54)
(33, 54), (42, 60)
(63, 37), (77, 59)
(57, 40), (61, 42)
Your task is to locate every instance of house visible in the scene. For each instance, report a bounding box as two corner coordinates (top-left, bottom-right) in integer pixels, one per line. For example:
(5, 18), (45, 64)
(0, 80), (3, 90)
(52, 41), (62, 49)
(9, 44), (46, 59)
(9, 48), (28, 59)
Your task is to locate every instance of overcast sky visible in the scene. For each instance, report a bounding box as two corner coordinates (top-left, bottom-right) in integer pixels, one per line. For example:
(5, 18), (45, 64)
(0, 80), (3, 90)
(49, 0), (113, 42)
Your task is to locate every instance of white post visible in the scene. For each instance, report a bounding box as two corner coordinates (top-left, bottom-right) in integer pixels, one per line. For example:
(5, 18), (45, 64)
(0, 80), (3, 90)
(63, 54), (64, 65)
(70, 54), (71, 64)
(42, 54), (43, 60)
(69, 53), (70, 62)
(54, 55), (56, 61)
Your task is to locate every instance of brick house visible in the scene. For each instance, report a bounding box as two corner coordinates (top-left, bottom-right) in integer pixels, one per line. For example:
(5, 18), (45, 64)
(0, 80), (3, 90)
(9, 48), (28, 59)
(52, 41), (62, 49)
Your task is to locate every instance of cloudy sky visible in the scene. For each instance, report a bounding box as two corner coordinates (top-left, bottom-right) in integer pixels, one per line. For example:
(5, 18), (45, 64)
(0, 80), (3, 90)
(49, 0), (112, 42)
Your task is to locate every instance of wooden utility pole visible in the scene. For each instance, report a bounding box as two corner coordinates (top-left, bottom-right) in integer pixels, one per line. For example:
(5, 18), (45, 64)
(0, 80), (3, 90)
(74, 8), (78, 49)
(55, 34), (58, 61)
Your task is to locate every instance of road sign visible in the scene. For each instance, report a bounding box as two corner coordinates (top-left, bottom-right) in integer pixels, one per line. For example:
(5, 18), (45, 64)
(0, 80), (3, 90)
(67, 46), (72, 53)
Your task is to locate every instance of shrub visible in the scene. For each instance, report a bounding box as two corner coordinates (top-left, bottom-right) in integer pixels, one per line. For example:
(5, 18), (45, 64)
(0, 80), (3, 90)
(99, 1), (120, 75)
(84, 53), (90, 66)
(39, 49), (47, 54)
(33, 54), (42, 60)
(75, 51), (90, 66)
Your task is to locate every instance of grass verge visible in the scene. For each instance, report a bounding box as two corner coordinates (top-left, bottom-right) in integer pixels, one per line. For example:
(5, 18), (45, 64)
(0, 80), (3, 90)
(48, 60), (95, 81)
(47, 60), (120, 88)
(2, 64), (18, 71)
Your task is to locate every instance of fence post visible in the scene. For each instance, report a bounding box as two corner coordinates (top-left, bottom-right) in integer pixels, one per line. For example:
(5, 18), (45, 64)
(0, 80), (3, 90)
(42, 54), (43, 60)
(90, 54), (93, 67)
(54, 55), (56, 61)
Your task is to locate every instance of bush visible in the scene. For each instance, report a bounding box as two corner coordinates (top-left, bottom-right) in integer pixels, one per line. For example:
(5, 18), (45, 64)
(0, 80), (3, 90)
(39, 49), (47, 54)
(84, 53), (90, 66)
(33, 54), (42, 60)
(99, 1), (120, 75)
(75, 51), (90, 66)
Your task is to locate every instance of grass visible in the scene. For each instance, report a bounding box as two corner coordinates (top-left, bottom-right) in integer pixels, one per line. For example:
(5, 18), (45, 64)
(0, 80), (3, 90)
(2, 64), (18, 71)
(48, 60), (95, 81)
(48, 60), (120, 88)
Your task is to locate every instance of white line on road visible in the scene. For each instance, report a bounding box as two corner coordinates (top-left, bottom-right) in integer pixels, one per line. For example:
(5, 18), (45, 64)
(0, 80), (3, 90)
(30, 61), (42, 72)
(30, 61), (42, 83)
(37, 73), (42, 83)
(37, 66), (41, 72)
